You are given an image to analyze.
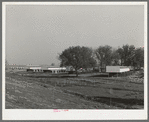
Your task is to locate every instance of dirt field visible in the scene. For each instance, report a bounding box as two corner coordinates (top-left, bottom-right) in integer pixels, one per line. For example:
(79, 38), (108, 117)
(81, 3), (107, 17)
(5, 71), (144, 109)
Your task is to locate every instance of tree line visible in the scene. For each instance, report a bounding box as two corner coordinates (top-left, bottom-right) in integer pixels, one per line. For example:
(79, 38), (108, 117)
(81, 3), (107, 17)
(59, 44), (144, 76)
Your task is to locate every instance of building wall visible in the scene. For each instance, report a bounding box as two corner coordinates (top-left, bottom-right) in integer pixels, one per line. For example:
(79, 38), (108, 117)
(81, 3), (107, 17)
(6, 65), (67, 74)
(6, 65), (28, 72)
(106, 66), (120, 72)
(120, 67), (130, 72)
(106, 66), (130, 73)
(47, 67), (66, 74)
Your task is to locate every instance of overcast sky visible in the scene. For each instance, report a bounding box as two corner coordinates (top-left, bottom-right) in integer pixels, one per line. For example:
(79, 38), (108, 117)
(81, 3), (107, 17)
(6, 5), (144, 65)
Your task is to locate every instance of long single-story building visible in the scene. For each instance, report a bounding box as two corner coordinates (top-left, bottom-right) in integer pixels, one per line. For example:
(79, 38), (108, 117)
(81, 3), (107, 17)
(106, 66), (130, 73)
(6, 64), (67, 74)
(6, 64), (28, 71)
(28, 67), (67, 74)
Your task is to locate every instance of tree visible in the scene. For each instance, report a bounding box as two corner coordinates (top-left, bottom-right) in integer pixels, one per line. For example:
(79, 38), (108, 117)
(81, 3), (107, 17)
(51, 63), (55, 66)
(111, 49), (121, 66)
(117, 47), (124, 66)
(133, 47), (144, 69)
(59, 46), (96, 76)
(117, 44), (135, 66)
(95, 45), (112, 68)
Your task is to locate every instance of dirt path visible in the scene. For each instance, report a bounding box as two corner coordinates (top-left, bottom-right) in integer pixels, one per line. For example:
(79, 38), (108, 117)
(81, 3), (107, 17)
(5, 77), (114, 109)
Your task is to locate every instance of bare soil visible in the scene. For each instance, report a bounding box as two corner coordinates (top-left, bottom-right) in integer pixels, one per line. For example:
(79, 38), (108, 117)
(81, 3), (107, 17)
(5, 71), (144, 109)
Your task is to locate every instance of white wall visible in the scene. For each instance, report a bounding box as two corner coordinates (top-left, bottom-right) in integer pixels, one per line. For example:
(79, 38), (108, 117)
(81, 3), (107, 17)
(120, 68), (130, 72)
(106, 66), (120, 72)
(106, 66), (130, 73)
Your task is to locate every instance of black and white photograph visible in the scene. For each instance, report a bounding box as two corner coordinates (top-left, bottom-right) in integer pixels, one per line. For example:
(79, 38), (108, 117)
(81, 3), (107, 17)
(2, 2), (147, 120)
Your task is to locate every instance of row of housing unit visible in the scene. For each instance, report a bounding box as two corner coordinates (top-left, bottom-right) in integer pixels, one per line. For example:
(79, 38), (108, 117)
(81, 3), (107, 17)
(6, 65), (67, 74)
(6, 64), (134, 74)
(27, 67), (67, 74)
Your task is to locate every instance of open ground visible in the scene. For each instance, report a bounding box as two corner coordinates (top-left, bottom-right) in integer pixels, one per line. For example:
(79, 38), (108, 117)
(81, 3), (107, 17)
(5, 71), (144, 109)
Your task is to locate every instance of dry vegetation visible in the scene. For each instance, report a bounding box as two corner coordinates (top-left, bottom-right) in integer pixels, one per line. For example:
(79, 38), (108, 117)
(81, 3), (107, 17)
(5, 71), (144, 109)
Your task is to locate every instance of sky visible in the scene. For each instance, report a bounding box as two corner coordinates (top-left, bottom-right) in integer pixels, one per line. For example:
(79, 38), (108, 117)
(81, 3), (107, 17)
(6, 5), (144, 65)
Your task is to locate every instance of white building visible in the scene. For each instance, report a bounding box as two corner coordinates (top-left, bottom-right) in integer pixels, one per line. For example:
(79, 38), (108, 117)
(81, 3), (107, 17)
(106, 66), (130, 73)
(29, 66), (67, 74)
(47, 67), (66, 74)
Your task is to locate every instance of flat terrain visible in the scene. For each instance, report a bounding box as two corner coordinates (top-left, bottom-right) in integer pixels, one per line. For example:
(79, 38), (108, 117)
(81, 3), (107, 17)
(5, 71), (144, 109)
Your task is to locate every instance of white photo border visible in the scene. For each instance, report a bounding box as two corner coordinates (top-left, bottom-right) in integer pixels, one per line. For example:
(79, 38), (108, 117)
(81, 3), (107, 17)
(2, 2), (148, 120)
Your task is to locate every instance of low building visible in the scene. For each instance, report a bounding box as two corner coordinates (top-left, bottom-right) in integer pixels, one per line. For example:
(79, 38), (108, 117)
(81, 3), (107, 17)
(6, 64), (67, 74)
(47, 67), (66, 74)
(106, 66), (130, 73)
(26, 66), (67, 74)
(6, 64), (28, 72)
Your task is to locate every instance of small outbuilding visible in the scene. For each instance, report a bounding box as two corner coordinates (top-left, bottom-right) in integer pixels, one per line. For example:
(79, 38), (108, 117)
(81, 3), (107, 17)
(106, 66), (130, 73)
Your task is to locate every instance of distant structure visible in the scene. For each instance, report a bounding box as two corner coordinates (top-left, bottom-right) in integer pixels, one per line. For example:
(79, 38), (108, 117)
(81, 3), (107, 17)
(6, 64), (131, 74)
(6, 64), (67, 74)
(6, 64), (28, 71)
(106, 66), (130, 73)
